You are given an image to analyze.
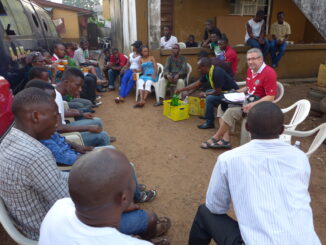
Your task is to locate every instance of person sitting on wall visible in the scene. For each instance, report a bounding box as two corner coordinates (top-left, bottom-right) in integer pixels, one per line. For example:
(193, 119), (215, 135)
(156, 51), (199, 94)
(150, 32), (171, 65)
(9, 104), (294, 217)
(186, 34), (198, 48)
(245, 10), (270, 58)
(218, 35), (238, 75)
(200, 48), (277, 149)
(105, 48), (128, 91)
(188, 101), (321, 245)
(203, 33), (223, 59)
(202, 19), (222, 47)
(175, 58), (239, 129)
(160, 26), (178, 49)
(269, 11), (291, 68)
(155, 44), (188, 106)
(39, 148), (171, 245)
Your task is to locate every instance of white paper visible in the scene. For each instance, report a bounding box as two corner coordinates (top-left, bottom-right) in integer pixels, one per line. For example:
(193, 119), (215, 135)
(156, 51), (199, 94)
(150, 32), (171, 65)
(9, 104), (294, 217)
(224, 92), (246, 102)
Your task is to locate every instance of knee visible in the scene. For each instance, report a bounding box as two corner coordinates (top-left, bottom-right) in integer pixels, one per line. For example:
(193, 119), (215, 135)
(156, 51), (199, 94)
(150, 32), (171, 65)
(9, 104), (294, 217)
(92, 117), (103, 126)
(205, 95), (214, 104)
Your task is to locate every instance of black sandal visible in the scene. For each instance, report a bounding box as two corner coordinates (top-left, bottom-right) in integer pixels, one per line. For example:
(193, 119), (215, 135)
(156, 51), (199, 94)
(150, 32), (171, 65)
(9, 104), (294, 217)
(200, 137), (219, 149)
(137, 190), (157, 203)
(210, 139), (232, 149)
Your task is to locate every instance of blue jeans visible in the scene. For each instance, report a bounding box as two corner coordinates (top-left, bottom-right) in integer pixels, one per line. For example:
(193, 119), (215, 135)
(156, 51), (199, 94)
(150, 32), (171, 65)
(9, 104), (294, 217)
(108, 69), (120, 88)
(120, 210), (148, 235)
(69, 118), (110, 147)
(246, 38), (270, 57)
(120, 69), (135, 98)
(269, 40), (287, 66)
(205, 94), (225, 125)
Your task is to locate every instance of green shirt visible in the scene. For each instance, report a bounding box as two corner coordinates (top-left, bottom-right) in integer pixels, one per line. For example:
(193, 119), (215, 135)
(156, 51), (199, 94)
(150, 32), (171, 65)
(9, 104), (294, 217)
(164, 55), (187, 77)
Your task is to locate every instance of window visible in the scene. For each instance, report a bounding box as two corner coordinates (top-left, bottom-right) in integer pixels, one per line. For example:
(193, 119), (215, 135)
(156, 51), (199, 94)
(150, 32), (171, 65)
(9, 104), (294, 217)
(32, 4), (58, 37)
(230, 0), (269, 16)
(0, 0), (32, 36)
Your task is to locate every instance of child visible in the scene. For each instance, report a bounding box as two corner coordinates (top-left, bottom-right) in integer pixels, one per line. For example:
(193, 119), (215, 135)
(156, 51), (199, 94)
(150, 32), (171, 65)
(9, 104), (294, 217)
(186, 34), (198, 48)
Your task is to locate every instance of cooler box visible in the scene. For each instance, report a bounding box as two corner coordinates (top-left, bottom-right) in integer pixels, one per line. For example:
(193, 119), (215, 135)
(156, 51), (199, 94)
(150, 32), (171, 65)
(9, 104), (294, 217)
(188, 96), (206, 116)
(163, 99), (189, 121)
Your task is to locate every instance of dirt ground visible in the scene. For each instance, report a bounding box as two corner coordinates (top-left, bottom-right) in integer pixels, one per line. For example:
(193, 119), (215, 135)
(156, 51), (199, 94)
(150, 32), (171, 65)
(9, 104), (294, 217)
(0, 83), (325, 244)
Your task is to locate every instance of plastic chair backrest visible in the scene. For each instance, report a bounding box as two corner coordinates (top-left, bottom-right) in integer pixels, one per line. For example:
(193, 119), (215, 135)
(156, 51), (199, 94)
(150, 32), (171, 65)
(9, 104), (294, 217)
(281, 99), (311, 130)
(178, 42), (186, 49)
(307, 123), (326, 158)
(0, 197), (38, 245)
(157, 63), (164, 81)
(186, 63), (192, 85)
(274, 82), (284, 103)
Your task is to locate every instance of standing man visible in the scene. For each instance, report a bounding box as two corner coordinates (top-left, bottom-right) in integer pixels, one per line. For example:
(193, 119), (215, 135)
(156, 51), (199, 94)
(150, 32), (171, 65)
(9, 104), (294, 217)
(155, 44), (188, 106)
(160, 26), (178, 49)
(269, 11), (291, 68)
(202, 20), (222, 47)
(106, 48), (128, 91)
(218, 35), (238, 75)
(176, 58), (239, 129)
(245, 10), (270, 58)
(189, 102), (321, 245)
(200, 48), (276, 149)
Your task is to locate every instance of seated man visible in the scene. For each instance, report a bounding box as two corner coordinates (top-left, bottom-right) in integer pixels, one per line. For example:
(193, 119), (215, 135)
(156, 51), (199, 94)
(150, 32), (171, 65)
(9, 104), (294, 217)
(202, 19), (222, 47)
(218, 35), (238, 75)
(269, 11), (291, 68)
(28, 66), (50, 82)
(176, 58), (239, 129)
(186, 34), (198, 48)
(155, 44), (187, 106)
(201, 48), (276, 149)
(245, 10), (270, 58)
(198, 51), (233, 77)
(105, 48), (128, 91)
(39, 148), (171, 245)
(203, 33), (223, 59)
(55, 68), (113, 147)
(188, 102), (321, 245)
(160, 26), (178, 49)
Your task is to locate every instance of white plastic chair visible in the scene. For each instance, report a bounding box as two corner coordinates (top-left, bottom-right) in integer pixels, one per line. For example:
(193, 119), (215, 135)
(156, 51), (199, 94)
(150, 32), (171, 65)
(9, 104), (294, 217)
(279, 99), (311, 144)
(0, 197), (38, 245)
(283, 123), (326, 158)
(178, 42), (186, 49)
(186, 63), (192, 85)
(135, 63), (164, 102)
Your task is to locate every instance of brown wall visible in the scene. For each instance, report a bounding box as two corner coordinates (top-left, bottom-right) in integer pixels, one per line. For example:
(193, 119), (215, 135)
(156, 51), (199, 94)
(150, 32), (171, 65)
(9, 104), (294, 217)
(136, 0), (148, 46)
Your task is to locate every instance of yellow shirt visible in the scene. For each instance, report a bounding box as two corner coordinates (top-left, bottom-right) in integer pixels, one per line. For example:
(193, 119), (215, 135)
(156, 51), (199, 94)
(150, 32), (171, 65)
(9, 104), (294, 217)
(270, 21), (291, 41)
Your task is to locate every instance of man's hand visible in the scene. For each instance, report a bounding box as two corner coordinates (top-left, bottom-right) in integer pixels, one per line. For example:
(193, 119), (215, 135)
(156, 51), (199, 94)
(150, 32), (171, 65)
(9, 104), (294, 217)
(173, 74), (179, 83)
(88, 125), (102, 133)
(83, 112), (93, 119)
(242, 102), (255, 113)
(199, 92), (206, 98)
(73, 145), (94, 154)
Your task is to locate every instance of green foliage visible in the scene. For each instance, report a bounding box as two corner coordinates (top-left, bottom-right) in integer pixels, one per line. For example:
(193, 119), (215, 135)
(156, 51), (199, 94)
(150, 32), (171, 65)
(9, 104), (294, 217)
(88, 16), (105, 27)
(63, 0), (100, 10)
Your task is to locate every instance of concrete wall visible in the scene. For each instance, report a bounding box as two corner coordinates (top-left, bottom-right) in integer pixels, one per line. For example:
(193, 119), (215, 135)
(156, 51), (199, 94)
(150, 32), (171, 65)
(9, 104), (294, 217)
(52, 9), (80, 39)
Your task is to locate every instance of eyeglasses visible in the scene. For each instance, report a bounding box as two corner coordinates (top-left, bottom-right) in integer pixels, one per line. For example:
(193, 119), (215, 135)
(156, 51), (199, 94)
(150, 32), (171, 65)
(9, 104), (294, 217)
(247, 56), (262, 61)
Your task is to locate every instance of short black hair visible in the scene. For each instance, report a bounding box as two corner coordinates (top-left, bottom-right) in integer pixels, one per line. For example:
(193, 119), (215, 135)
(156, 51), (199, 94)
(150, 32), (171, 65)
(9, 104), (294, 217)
(62, 67), (84, 81)
(140, 45), (149, 53)
(80, 39), (88, 45)
(112, 48), (119, 53)
(256, 10), (265, 18)
(198, 50), (209, 58)
(205, 19), (214, 25)
(53, 42), (65, 50)
(198, 57), (212, 68)
(12, 87), (52, 117)
(28, 67), (49, 81)
(247, 102), (284, 138)
(25, 79), (55, 91)
(219, 34), (229, 43)
(189, 34), (195, 39)
(103, 48), (110, 53)
(277, 11), (285, 16)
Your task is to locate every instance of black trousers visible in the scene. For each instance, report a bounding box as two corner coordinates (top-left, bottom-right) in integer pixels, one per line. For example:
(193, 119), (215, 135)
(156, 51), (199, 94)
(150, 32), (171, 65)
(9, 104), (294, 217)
(80, 74), (97, 104)
(188, 204), (244, 245)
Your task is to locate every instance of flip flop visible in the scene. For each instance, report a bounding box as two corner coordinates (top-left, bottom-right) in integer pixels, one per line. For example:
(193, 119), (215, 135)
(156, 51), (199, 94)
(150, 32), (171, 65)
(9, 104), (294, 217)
(200, 137), (219, 149)
(210, 139), (232, 149)
(151, 236), (170, 245)
(138, 184), (147, 192)
(155, 217), (171, 237)
(137, 190), (157, 203)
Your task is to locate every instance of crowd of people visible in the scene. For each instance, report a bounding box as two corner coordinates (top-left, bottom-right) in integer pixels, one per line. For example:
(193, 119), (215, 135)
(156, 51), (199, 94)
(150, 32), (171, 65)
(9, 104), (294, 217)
(0, 9), (322, 245)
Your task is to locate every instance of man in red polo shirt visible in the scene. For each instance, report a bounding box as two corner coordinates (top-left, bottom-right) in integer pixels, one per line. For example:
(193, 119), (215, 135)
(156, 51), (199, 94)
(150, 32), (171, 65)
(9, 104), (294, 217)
(200, 48), (277, 149)
(218, 35), (238, 76)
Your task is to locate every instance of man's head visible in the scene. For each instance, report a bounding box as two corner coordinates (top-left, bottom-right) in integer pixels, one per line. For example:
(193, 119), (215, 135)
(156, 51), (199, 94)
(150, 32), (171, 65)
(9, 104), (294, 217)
(25, 79), (56, 100)
(60, 68), (84, 97)
(53, 43), (66, 59)
(218, 35), (229, 51)
(198, 50), (209, 60)
(210, 33), (218, 43)
(188, 34), (195, 43)
(12, 88), (58, 140)
(68, 148), (135, 227)
(42, 50), (52, 64)
(246, 102), (284, 139)
(27, 51), (46, 67)
(247, 48), (263, 72)
(198, 57), (212, 75)
(80, 40), (89, 50)
(28, 67), (49, 81)
(254, 10), (265, 22)
(205, 19), (214, 31)
(112, 48), (119, 58)
(163, 26), (171, 37)
(172, 44), (180, 56)
(277, 11), (285, 24)
(103, 48), (111, 57)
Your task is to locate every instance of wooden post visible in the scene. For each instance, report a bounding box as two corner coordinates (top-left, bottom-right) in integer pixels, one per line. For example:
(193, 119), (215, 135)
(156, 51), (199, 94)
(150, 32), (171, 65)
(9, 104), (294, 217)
(109, 0), (123, 51)
(148, 0), (161, 49)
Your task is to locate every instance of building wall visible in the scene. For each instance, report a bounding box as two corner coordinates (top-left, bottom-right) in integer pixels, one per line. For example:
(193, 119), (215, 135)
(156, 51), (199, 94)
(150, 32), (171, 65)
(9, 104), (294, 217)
(103, 0), (110, 19)
(52, 9), (80, 39)
(136, 0), (148, 46)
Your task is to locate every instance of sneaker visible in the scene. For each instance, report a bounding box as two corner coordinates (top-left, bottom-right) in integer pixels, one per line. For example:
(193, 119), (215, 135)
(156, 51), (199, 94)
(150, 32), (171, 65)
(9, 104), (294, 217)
(95, 101), (102, 106)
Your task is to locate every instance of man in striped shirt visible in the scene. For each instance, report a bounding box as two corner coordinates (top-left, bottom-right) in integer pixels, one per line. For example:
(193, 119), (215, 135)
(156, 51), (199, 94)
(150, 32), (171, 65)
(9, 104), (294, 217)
(188, 102), (321, 245)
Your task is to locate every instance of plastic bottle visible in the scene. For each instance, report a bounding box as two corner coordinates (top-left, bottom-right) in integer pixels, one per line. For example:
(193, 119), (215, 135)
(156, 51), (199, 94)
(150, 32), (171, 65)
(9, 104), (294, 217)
(171, 94), (179, 106)
(184, 96), (188, 104)
(294, 141), (301, 149)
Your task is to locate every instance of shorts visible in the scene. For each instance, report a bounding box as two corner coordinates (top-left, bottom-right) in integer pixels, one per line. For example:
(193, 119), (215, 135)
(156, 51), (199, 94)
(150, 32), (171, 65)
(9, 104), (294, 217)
(217, 105), (243, 128)
(120, 209), (148, 235)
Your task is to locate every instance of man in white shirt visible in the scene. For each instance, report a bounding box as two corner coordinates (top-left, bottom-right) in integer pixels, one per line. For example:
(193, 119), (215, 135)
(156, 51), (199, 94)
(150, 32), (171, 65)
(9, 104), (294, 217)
(39, 148), (171, 245)
(160, 26), (178, 49)
(188, 102), (321, 245)
(245, 10), (270, 58)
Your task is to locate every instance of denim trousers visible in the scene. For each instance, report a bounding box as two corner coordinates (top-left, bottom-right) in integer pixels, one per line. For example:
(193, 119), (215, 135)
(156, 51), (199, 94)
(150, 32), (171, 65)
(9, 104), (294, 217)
(269, 40), (287, 66)
(246, 38), (270, 57)
(108, 69), (120, 88)
(120, 69), (135, 98)
(204, 94), (225, 125)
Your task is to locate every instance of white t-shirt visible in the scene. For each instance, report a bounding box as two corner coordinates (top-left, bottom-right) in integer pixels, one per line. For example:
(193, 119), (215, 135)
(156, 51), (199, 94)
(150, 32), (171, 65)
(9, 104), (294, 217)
(245, 18), (265, 42)
(129, 52), (141, 70)
(160, 35), (178, 49)
(55, 89), (66, 124)
(39, 198), (152, 245)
